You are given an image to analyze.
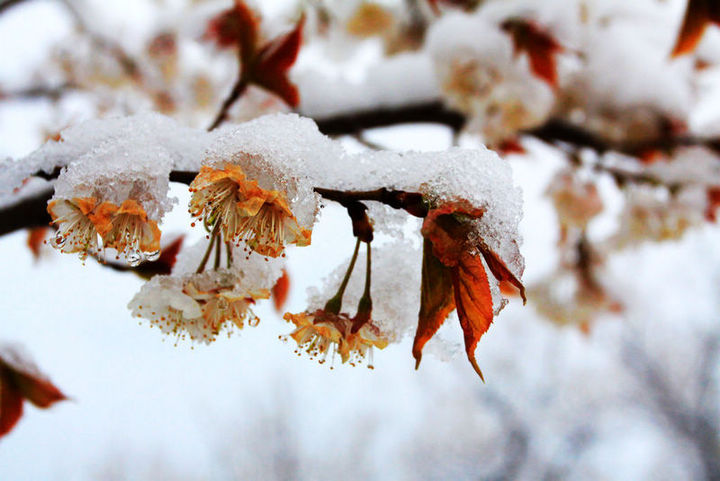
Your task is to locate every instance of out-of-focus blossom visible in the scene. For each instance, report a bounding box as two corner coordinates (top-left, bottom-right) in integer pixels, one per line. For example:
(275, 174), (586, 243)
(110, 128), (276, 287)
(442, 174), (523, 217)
(612, 186), (707, 247)
(547, 170), (603, 232)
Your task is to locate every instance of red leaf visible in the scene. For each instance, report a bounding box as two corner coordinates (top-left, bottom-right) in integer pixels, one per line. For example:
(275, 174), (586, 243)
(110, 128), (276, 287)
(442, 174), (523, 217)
(10, 370), (66, 409)
(0, 350), (66, 438)
(255, 15), (305, 74)
(0, 374), (24, 438)
(501, 18), (563, 87)
(26, 227), (48, 260)
(254, 73), (300, 107)
(706, 187), (720, 222)
(412, 238), (456, 369)
(672, 0), (720, 57)
(135, 236), (184, 280)
(252, 15), (304, 107)
(419, 202), (500, 379)
(498, 138), (526, 155)
(204, 0), (259, 65)
(420, 202), (484, 266)
(272, 269), (291, 312)
(452, 251), (494, 381)
(477, 239), (526, 303)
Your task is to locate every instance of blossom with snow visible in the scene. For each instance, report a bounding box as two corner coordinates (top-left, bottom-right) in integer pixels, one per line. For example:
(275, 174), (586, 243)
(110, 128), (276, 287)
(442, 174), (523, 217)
(283, 309), (388, 368)
(188, 162), (311, 257)
(129, 270), (269, 344)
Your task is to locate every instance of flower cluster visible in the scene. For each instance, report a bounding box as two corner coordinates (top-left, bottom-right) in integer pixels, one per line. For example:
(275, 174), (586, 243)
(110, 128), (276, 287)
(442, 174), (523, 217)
(129, 270), (269, 344)
(188, 162), (311, 257)
(48, 197), (161, 265)
(283, 309), (388, 368)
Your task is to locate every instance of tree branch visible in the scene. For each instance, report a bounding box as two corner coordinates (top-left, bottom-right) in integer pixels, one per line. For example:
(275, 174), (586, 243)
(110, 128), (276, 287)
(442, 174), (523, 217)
(3, 102), (720, 238)
(0, 83), (79, 102)
(58, 0), (140, 80)
(0, 0), (31, 16)
(312, 101), (466, 135)
(0, 188), (53, 236)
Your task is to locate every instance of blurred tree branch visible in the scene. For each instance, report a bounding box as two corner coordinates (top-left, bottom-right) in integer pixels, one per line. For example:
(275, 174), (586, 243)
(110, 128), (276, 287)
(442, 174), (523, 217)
(623, 338), (720, 481)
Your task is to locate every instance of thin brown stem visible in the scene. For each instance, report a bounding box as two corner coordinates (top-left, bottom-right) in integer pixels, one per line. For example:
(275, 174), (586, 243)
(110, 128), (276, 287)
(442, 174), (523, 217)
(207, 78), (248, 131)
(314, 187), (428, 217)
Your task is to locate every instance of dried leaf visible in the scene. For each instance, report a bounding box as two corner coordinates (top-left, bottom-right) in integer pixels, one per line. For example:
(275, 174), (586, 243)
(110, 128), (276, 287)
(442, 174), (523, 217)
(672, 0), (720, 57)
(26, 227), (48, 260)
(272, 269), (291, 312)
(478, 239), (526, 303)
(9, 370), (66, 408)
(419, 202), (498, 379)
(706, 187), (720, 222)
(135, 236), (184, 280)
(452, 251), (494, 381)
(0, 375), (23, 437)
(412, 238), (455, 369)
(501, 18), (563, 87)
(498, 138), (526, 155)
(0, 350), (66, 438)
(253, 15), (304, 107)
(204, 0), (259, 65)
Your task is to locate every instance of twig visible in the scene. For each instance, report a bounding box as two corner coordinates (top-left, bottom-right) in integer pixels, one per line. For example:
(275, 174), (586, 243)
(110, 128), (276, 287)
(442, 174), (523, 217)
(58, 0), (140, 80)
(0, 83), (79, 102)
(0, 0), (31, 16)
(207, 79), (248, 131)
(313, 101), (465, 135)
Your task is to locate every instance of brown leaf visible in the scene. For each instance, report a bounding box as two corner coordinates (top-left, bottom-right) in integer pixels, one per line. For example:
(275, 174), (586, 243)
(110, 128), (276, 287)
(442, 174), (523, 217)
(412, 238), (456, 369)
(419, 202), (496, 379)
(135, 236), (184, 280)
(672, 0), (720, 57)
(477, 239), (526, 303)
(420, 202), (484, 266)
(501, 18), (563, 87)
(0, 374), (24, 437)
(253, 15), (305, 107)
(706, 187), (720, 222)
(26, 227), (48, 260)
(0, 351), (66, 438)
(452, 251), (494, 381)
(204, 0), (259, 65)
(498, 138), (526, 155)
(272, 269), (291, 312)
(10, 370), (66, 409)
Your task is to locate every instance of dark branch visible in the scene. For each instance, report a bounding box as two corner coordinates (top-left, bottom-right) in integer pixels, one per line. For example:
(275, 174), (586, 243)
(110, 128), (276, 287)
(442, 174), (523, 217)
(0, 0), (31, 15)
(207, 79), (248, 131)
(0, 188), (53, 237)
(312, 101), (466, 135)
(0, 83), (78, 102)
(59, 0), (140, 80)
(314, 187), (428, 218)
(525, 118), (720, 157)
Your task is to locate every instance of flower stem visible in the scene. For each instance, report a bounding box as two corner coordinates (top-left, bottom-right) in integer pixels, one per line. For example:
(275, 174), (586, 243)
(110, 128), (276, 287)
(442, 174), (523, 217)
(196, 222), (221, 274)
(226, 241), (234, 268)
(213, 234), (222, 270)
(352, 242), (373, 333)
(324, 238), (361, 314)
(207, 78), (248, 131)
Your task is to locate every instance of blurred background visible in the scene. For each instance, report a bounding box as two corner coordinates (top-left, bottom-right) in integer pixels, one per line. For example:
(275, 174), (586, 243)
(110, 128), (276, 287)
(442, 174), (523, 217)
(1, 0), (719, 480)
